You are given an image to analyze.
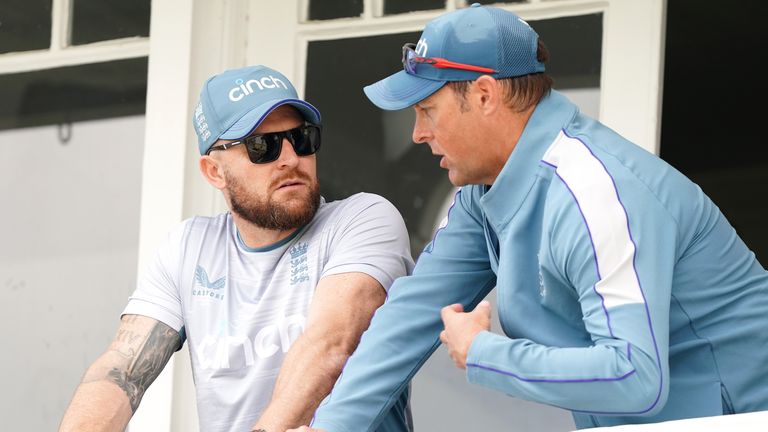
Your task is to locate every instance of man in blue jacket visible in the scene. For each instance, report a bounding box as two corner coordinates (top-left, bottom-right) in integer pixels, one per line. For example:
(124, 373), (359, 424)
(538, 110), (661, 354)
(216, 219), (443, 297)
(296, 4), (768, 431)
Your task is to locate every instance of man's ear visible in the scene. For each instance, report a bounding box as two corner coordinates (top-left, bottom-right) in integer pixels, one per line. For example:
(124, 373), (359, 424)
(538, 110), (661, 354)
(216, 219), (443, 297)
(199, 155), (227, 190)
(472, 75), (501, 115)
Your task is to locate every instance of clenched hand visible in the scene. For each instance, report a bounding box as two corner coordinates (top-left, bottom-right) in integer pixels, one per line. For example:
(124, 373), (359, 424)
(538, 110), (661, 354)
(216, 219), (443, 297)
(439, 300), (492, 369)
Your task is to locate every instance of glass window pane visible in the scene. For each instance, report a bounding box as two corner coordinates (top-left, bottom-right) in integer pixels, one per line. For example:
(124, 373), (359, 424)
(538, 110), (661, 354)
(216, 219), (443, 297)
(533, 13), (602, 89)
(306, 14), (601, 257)
(71, 0), (151, 45)
(660, 0), (768, 262)
(308, 0), (363, 21)
(0, 0), (52, 54)
(0, 58), (148, 131)
(384, 0), (445, 16)
(308, 31), (447, 256)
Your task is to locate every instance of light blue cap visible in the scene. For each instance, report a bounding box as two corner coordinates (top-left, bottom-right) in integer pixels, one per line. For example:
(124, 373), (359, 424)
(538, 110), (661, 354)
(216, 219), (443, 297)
(192, 65), (321, 155)
(364, 3), (545, 110)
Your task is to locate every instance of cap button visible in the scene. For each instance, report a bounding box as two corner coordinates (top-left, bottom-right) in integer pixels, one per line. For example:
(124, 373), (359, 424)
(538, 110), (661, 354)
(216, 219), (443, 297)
(470, 2), (481, 7)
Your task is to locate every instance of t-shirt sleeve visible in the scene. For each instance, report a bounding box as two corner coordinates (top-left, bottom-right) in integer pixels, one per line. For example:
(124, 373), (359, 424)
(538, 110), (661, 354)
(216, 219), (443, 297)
(121, 220), (188, 334)
(321, 193), (415, 291)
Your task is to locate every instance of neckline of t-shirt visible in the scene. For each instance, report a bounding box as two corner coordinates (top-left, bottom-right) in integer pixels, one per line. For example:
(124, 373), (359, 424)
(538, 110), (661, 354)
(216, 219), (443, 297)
(235, 224), (306, 253)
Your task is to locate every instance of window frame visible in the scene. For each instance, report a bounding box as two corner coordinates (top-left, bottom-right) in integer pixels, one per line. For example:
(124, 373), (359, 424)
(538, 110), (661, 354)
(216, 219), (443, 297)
(252, 0), (666, 154)
(0, 0), (149, 74)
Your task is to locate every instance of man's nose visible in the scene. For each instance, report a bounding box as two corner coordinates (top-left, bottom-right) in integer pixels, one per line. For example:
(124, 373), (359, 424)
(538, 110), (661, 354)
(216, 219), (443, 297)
(412, 111), (432, 145)
(276, 138), (300, 168)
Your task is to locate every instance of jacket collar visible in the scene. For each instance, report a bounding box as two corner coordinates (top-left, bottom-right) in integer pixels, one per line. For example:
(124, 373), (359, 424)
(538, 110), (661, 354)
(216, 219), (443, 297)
(479, 90), (578, 230)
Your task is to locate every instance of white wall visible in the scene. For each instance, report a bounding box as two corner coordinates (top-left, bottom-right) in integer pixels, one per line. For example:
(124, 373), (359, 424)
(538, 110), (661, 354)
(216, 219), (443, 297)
(0, 115), (145, 430)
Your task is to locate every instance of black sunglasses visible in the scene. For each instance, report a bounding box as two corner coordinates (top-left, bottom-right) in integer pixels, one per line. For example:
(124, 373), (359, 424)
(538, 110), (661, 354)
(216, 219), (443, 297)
(207, 123), (322, 164)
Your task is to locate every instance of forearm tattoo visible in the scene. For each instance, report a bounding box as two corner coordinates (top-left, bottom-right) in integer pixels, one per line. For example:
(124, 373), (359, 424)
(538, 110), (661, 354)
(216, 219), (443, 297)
(106, 320), (181, 412)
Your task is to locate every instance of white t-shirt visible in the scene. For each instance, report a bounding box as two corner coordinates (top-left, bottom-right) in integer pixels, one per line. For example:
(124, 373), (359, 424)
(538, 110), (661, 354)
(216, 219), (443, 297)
(123, 193), (414, 432)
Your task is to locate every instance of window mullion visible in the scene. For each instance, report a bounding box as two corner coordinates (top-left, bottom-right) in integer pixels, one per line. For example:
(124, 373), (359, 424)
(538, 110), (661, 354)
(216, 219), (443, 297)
(366, 0), (383, 18)
(50, 0), (73, 50)
(448, 0), (464, 11)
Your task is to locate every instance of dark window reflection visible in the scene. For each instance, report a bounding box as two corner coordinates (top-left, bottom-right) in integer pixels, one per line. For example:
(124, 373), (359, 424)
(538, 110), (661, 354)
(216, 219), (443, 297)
(660, 0), (768, 263)
(0, 58), (148, 131)
(384, 0), (445, 15)
(308, 0), (363, 20)
(71, 0), (151, 45)
(308, 32), (450, 255)
(306, 14), (601, 257)
(0, 0), (52, 54)
(534, 14), (602, 89)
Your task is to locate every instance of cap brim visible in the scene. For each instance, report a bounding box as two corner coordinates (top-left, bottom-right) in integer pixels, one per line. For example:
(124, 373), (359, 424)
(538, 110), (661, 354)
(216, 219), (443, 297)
(220, 98), (322, 140)
(363, 70), (446, 111)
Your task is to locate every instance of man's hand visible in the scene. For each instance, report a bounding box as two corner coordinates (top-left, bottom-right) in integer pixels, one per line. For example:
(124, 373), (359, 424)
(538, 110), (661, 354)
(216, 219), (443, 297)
(286, 427), (325, 432)
(439, 300), (492, 369)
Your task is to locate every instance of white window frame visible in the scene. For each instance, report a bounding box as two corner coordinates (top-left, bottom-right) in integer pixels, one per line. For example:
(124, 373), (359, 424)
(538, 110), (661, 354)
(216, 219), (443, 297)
(135, 1), (667, 431)
(0, 0), (149, 74)
(248, 0), (666, 154)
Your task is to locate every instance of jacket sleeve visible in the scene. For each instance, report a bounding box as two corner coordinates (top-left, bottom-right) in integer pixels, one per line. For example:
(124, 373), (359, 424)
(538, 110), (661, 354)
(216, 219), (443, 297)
(311, 188), (497, 432)
(465, 162), (677, 416)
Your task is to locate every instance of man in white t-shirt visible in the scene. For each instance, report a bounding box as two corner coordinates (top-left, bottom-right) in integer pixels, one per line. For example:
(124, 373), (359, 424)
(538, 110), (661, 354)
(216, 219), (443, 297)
(59, 65), (415, 432)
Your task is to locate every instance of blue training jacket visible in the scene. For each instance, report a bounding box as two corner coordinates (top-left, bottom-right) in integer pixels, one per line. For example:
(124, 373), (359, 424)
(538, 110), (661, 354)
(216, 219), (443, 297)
(312, 91), (768, 430)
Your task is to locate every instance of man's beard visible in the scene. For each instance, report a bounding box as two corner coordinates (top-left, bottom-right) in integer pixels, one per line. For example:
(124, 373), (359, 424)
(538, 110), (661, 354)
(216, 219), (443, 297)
(225, 170), (321, 231)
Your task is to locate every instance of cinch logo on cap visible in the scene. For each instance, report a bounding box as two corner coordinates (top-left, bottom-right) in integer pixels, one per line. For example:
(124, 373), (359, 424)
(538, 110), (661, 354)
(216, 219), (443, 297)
(228, 75), (289, 102)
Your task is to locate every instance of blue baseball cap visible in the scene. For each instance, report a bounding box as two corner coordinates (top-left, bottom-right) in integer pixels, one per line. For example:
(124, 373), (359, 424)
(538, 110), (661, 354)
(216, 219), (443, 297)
(192, 65), (321, 155)
(364, 3), (545, 110)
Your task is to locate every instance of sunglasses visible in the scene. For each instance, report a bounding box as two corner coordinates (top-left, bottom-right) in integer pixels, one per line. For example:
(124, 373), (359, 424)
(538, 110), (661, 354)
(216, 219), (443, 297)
(207, 123), (321, 164)
(401, 43), (498, 75)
